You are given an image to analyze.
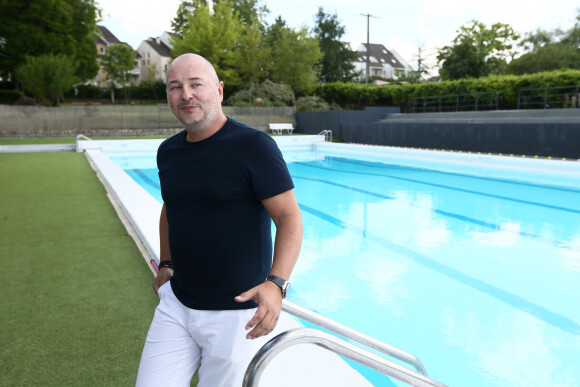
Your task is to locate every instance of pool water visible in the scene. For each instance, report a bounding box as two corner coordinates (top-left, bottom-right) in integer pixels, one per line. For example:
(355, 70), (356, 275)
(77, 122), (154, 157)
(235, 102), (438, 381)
(110, 148), (580, 386)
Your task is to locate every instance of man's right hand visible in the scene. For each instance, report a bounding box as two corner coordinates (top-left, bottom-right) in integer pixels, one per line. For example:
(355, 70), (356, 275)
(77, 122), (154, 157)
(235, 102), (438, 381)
(153, 267), (173, 296)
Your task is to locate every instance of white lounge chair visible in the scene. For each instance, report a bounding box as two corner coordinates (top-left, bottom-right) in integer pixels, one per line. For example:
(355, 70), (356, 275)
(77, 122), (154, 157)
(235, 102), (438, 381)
(269, 123), (294, 135)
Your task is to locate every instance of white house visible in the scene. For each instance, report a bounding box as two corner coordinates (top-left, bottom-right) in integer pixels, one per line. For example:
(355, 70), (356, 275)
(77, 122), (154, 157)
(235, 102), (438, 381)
(354, 43), (414, 82)
(137, 32), (174, 83)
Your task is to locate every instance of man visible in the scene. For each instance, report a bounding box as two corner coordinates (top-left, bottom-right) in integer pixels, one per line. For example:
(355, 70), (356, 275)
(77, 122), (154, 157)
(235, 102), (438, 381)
(136, 54), (303, 386)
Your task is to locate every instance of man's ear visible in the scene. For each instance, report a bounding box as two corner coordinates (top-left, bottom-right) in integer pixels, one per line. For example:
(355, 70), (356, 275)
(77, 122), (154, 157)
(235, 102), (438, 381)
(218, 81), (224, 102)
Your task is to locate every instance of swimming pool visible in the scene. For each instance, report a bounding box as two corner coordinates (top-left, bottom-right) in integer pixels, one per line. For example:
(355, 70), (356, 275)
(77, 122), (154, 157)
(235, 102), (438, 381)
(102, 139), (580, 386)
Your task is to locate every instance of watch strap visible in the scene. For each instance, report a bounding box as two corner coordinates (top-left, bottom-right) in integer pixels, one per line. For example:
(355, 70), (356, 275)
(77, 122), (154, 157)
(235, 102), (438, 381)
(266, 274), (288, 298)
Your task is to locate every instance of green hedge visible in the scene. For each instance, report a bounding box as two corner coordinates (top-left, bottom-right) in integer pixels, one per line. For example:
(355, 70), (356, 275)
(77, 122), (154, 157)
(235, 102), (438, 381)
(0, 89), (25, 104)
(315, 69), (580, 110)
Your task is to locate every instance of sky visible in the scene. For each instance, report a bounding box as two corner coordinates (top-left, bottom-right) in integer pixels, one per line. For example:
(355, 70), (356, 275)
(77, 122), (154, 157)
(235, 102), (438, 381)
(97, 0), (578, 75)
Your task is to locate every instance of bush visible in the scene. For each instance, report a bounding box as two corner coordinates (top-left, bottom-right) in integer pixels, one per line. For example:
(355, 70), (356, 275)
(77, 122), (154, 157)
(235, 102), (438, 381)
(131, 80), (167, 101)
(296, 96), (340, 112)
(15, 54), (77, 106)
(65, 84), (110, 100)
(314, 69), (580, 110)
(0, 90), (25, 105)
(227, 80), (295, 107)
(232, 101), (253, 107)
(14, 96), (37, 105)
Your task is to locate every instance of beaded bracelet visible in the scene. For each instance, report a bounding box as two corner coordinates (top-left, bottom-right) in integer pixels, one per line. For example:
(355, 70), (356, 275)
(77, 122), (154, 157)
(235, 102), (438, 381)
(158, 260), (173, 270)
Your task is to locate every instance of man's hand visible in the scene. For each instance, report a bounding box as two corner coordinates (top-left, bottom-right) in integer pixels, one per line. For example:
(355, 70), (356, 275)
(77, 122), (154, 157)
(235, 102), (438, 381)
(235, 281), (282, 339)
(153, 267), (173, 296)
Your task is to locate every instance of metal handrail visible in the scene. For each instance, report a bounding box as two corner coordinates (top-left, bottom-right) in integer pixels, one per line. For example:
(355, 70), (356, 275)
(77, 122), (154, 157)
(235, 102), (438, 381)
(318, 130), (332, 143)
(75, 134), (92, 152)
(282, 300), (427, 375)
(407, 92), (499, 113)
(243, 328), (447, 387)
(517, 85), (579, 109)
(76, 134), (92, 141)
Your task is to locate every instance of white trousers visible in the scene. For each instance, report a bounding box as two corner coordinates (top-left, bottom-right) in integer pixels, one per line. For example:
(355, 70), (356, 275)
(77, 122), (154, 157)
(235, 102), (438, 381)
(136, 282), (262, 387)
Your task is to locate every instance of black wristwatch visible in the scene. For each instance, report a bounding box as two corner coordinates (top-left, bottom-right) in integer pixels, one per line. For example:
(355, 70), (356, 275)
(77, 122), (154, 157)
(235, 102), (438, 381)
(266, 275), (290, 299)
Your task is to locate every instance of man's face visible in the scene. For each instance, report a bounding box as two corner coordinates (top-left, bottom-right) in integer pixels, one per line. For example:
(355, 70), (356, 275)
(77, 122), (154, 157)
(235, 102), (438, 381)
(166, 56), (223, 131)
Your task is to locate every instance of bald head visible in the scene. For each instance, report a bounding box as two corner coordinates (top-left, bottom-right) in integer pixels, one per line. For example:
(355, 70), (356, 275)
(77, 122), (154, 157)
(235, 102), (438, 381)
(165, 53), (226, 141)
(166, 54), (220, 85)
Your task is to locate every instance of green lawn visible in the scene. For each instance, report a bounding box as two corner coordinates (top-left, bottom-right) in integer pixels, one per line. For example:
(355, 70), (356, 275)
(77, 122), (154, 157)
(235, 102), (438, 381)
(0, 151), (160, 386)
(0, 136), (168, 145)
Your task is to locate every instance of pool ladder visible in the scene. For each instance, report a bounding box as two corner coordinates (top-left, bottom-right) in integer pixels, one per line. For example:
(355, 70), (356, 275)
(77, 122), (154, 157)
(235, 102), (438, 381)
(243, 300), (447, 387)
(318, 130), (333, 143)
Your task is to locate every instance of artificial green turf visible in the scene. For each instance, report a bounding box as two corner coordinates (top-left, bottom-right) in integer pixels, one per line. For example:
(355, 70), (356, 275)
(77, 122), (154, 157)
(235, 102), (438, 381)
(0, 152), (161, 386)
(0, 136), (168, 145)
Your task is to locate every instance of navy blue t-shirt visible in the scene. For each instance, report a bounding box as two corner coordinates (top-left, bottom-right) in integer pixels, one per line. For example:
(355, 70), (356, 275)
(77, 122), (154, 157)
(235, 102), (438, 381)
(157, 118), (294, 310)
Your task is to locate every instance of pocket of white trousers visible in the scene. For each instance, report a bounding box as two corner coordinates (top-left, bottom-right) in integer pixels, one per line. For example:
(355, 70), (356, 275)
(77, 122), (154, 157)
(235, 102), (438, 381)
(158, 281), (170, 299)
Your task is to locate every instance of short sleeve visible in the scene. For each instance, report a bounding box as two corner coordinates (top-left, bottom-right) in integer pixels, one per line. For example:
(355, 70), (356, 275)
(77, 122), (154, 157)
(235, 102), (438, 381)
(245, 132), (294, 201)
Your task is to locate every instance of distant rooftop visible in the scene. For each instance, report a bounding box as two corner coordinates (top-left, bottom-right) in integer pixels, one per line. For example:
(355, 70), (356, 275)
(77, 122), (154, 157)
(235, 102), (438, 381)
(97, 25), (123, 45)
(355, 43), (405, 69)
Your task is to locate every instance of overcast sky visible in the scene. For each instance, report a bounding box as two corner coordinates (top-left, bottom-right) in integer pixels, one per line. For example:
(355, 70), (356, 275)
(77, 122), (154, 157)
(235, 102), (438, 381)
(97, 0), (578, 74)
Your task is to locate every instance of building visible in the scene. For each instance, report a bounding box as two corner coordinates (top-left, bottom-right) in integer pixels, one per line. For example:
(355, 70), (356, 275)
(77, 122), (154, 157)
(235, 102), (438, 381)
(94, 25), (140, 87)
(354, 43), (414, 82)
(136, 31), (174, 83)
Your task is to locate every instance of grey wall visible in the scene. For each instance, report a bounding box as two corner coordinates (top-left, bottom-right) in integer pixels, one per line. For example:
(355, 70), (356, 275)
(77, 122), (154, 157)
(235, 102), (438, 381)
(296, 108), (580, 159)
(295, 107), (400, 134)
(339, 122), (580, 159)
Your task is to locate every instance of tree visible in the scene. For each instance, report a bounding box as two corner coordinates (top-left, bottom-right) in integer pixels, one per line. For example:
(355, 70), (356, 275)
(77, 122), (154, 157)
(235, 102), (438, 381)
(414, 42), (431, 81)
(171, 0), (206, 38)
(237, 21), (271, 84)
(271, 26), (322, 95)
(437, 20), (519, 80)
(15, 54), (77, 106)
(438, 37), (487, 80)
(219, 0), (268, 25)
(313, 8), (358, 83)
(506, 12), (580, 75)
(0, 0), (100, 86)
(171, 0), (242, 87)
(100, 44), (137, 103)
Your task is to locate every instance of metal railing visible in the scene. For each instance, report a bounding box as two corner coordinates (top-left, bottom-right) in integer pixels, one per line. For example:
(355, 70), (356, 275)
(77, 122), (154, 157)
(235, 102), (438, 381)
(318, 129), (333, 143)
(281, 300), (427, 375)
(242, 300), (446, 386)
(407, 92), (499, 113)
(517, 85), (579, 109)
(243, 327), (446, 387)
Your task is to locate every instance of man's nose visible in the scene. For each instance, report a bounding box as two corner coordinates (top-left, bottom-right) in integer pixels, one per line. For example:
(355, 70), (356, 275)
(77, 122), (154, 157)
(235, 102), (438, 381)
(181, 85), (195, 100)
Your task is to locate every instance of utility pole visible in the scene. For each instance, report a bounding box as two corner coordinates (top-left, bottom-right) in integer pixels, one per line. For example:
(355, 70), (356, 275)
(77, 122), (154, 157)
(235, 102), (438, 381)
(360, 13), (376, 84)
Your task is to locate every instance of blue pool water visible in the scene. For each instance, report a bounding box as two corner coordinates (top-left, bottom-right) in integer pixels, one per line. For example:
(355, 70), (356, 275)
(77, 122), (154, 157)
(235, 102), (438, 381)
(110, 148), (580, 386)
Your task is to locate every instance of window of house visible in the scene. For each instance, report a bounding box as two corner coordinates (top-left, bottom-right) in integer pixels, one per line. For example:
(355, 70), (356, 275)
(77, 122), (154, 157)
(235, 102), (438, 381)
(100, 47), (105, 54)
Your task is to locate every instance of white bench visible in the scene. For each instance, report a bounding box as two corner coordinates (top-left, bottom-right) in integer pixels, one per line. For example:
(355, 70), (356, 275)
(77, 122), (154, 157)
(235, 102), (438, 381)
(269, 123), (294, 135)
